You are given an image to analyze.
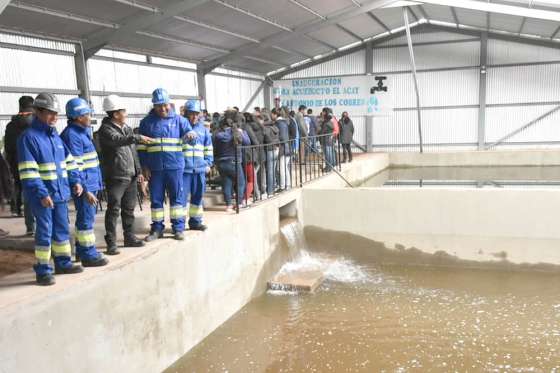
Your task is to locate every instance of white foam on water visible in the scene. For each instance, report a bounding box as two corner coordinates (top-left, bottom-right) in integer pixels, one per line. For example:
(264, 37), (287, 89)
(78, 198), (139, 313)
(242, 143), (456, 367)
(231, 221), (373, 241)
(276, 250), (372, 284)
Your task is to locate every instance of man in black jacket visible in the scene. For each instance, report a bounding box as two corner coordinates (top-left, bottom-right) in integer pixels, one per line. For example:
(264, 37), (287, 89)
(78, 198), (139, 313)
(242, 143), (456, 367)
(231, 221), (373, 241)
(4, 95), (35, 235)
(97, 95), (154, 254)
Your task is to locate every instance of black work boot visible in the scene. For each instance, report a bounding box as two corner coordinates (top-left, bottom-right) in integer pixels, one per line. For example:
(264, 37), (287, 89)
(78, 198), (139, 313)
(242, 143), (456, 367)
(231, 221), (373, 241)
(173, 231), (185, 241)
(105, 235), (120, 255)
(36, 273), (56, 286)
(145, 230), (163, 242)
(190, 224), (207, 232)
(81, 256), (109, 267)
(124, 234), (145, 247)
(54, 263), (84, 275)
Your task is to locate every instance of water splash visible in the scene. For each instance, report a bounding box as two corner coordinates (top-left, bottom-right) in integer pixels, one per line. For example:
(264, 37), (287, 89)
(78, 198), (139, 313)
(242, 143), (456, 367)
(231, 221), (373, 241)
(275, 250), (372, 285)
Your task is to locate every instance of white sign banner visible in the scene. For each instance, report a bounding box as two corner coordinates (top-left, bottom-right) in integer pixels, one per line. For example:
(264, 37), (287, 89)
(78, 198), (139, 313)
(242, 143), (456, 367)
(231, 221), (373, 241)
(273, 75), (393, 117)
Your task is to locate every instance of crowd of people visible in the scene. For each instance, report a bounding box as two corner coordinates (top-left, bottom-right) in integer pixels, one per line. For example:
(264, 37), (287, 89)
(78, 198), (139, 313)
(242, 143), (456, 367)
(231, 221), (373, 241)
(0, 89), (355, 286)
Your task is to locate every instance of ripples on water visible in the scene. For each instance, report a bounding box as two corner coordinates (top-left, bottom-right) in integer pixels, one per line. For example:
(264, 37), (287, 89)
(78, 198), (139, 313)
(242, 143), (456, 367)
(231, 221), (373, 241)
(167, 250), (560, 373)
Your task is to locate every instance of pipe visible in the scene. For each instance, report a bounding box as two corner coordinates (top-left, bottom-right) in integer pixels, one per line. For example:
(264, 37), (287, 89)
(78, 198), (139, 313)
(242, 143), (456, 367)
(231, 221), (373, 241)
(403, 7), (424, 153)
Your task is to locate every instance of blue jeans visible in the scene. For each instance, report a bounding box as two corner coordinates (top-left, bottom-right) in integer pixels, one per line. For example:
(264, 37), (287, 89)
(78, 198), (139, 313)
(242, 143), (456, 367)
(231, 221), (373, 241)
(265, 148), (278, 195)
(323, 142), (335, 171)
(218, 160), (245, 206)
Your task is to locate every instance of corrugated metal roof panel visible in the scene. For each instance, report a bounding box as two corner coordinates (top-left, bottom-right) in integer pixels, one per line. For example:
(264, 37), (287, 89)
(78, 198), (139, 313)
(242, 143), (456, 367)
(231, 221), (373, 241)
(422, 4), (456, 24)
(282, 49), (365, 78)
(307, 25), (359, 48)
(338, 13), (387, 39)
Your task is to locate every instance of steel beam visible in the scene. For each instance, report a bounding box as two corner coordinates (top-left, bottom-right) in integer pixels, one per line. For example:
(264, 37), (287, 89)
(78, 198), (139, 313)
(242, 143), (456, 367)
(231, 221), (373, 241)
(450, 7), (460, 27)
(269, 25), (415, 80)
(135, 31), (229, 54)
(213, 0), (292, 32)
(0, 86), (79, 95)
(478, 32), (487, 150)
(74, 42), (91, 103)
(417, 5), (430, 22)
(367, 11), (392, 33)
(420, 0), (560, 22)
(404, 7), (423, 153)
(200, 0), (398, 72)
(426, 23), (560, 50)
(0, 0), (9, 14)
(241, 80), (267, 112)
(83, 0), (211, 58)
(337, 24), (363, 41)
(173, 16), (260, 43)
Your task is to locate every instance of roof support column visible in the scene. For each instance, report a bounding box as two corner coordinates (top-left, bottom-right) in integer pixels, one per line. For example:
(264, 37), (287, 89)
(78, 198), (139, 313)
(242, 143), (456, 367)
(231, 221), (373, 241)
(478, 32), (488, 150)
(196, 67), (207, 107)
(263, 78), (272, 111)
(74, 42), (91, 103)
(365, 41), (374, 153)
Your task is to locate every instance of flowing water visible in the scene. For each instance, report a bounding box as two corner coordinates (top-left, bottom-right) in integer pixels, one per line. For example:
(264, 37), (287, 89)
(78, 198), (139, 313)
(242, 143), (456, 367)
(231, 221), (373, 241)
(166, 220), (560, 372)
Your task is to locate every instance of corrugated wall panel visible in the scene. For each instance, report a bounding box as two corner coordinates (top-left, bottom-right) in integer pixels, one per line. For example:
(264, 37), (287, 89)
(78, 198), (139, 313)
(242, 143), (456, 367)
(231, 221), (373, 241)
(487, 64), (560, 104)
(90, 95), (153, 116)
(373, 41), (480, 72)
(283, 50), (365, 79)
(0, 48), (77, 89)
(389, 69), (479, 108)
(205, 75), (264, 113)
(373, 108), (477, 149)
(0, 32), (75, 52)
(488, 39), (560, 65)
(87, 59), (198, 96)
(486, 105), (560, 144)
(351, 115), (367, 148)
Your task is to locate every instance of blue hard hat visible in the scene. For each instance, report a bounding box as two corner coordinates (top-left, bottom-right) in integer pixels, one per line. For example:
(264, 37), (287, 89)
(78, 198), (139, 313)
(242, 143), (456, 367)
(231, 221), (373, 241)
(65, 97), (92, 119)
(185, 99), (201, 113)
(152, 88), (170, 105)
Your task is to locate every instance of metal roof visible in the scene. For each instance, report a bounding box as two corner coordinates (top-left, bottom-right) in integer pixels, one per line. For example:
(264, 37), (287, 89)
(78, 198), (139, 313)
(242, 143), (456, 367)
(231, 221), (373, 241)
(1, 0), (560, 75)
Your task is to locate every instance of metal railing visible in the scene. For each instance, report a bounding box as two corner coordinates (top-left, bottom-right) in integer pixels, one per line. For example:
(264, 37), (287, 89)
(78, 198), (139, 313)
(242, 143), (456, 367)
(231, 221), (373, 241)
(228, 133), (344, 213)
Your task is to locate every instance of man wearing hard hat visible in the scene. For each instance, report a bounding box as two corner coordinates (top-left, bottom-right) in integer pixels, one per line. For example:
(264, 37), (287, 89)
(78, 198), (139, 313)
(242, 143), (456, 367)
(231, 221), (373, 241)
(182, 99), (213, 231)
(61, 98), (109, 268)
(137, 88), (196, 241)
(17, 93), (84, 285)
(98, 95), (154, 254)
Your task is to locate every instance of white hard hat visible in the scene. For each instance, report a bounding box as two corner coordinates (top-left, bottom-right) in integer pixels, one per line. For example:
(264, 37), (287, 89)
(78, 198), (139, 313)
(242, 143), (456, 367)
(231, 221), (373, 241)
(102, 94), (125, 112)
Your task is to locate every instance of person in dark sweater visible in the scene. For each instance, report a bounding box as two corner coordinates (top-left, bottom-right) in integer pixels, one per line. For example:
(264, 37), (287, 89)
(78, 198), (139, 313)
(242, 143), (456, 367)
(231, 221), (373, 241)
(213, 110), (250, 212)
(4, 95), (35, 235)
(340, 111), (355, 163)
(97, 95), (154, 254)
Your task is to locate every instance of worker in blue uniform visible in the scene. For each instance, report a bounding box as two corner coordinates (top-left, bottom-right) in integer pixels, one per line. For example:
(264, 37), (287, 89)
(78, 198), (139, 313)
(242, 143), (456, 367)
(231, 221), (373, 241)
(137, 88), (196, 241)
(17, 93), (84, 286)
(182, 100), (213, 231)
(61, 98), (109, 268)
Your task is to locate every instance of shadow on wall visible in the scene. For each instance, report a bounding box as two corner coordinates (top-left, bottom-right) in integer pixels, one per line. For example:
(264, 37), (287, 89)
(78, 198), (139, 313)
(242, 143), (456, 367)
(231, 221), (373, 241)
(304, 226), (560, 273)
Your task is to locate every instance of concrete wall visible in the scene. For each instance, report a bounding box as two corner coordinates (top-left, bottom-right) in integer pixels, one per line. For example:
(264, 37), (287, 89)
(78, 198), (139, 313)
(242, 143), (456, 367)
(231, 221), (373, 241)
(390, 149), (560, 167)
(0, 190), (303, 373)
(303, 187), (560, 265)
